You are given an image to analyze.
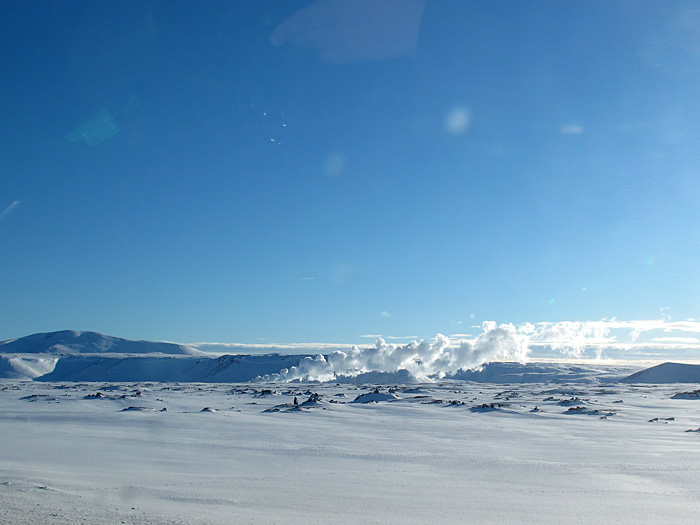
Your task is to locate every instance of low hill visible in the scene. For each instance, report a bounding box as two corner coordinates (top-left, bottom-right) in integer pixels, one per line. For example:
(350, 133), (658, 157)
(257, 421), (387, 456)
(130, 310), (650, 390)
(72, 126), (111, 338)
(621, 362), (700, 384)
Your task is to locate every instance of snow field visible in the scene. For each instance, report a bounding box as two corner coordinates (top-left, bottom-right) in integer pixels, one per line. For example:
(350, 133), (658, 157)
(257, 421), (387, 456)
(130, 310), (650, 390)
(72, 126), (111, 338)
(2, 380), (700, 523)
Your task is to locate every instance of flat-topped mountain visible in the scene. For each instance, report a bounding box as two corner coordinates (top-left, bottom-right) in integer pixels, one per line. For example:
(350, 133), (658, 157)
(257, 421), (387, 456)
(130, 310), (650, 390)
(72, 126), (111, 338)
(0, 330), (203, 356)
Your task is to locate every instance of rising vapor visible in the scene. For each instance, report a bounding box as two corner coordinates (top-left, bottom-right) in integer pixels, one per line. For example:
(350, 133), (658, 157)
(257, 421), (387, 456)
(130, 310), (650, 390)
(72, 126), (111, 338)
(256, 321), (530, 382)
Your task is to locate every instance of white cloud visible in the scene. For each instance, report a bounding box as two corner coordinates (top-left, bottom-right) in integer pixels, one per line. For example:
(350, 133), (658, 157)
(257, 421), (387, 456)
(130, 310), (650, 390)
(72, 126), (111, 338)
(652, 337), (700, 344)
(526, 318), (700, 358)
(529, 320), (615, 357)
(380, 311), (391, 317)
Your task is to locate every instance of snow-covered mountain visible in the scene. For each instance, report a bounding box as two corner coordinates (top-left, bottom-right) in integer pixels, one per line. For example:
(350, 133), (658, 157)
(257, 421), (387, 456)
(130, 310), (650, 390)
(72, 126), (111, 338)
(0, 330), (205, 380)
(0, 331), (318, 381)
(0, 330), (202, 356)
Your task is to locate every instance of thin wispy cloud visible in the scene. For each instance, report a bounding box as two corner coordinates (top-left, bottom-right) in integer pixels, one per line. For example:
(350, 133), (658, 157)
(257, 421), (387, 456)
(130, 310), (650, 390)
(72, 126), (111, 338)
(359, 334), (418, 340)
(560, 124), (583, 134)
(652, 337), (700, 344)
(189, 341), (358, 356)
(190, 317), (700, 365)
(0, 200), (20, 222)
(526, 318), (700, 359)
(380, 311), (391, 317)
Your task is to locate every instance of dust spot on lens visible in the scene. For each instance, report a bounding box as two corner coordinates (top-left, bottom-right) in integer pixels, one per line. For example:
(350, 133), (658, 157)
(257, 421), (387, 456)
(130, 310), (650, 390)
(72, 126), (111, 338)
(325, 152), (347, 178)
(444, 106), (471, 135)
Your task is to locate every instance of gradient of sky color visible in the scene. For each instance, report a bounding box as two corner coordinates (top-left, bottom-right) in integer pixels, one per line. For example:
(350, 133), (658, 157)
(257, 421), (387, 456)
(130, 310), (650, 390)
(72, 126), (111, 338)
(1, 1), (699, 351)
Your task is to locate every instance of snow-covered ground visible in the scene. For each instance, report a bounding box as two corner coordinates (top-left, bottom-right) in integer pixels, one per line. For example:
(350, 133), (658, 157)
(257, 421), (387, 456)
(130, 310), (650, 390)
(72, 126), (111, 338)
(2, 378), (700, 524)
(2, 330), (700, 523)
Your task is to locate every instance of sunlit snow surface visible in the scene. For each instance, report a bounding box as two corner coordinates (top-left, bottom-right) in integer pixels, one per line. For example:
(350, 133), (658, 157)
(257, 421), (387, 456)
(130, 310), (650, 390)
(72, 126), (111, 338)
(2, 377), (700, 524)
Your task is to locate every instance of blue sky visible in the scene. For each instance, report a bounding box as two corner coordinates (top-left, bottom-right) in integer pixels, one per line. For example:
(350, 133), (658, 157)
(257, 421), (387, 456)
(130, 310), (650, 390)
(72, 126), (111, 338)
(1, 1), (699, 355)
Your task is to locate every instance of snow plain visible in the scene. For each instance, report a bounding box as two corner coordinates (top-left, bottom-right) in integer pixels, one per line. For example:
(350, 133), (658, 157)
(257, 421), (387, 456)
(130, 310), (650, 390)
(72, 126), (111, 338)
(2, 376), (700, 524)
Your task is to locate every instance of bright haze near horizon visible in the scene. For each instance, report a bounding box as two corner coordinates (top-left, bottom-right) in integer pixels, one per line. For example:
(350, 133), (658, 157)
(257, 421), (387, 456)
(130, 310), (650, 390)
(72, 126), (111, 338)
(2, 1), (699, 361)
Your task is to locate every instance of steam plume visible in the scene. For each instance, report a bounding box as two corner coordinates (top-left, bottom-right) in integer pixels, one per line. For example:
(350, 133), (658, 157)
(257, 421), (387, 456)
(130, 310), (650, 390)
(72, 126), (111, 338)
(257, 321), (530, 382)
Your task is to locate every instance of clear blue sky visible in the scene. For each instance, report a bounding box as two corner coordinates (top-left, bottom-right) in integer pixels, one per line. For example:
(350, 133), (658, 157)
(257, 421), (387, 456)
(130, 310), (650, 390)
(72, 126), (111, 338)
(1, 1), (699, 347)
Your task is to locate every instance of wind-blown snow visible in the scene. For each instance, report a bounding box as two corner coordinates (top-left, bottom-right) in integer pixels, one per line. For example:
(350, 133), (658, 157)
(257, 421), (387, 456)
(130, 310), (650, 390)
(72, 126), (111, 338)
(0, 356), (58, 380)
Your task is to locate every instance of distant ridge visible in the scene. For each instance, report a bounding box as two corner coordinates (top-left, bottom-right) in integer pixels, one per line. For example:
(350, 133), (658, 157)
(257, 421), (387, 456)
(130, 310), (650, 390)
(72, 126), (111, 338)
(2, 330), (676, 384)
(621, 362), (700, 384)
(0, 330), (311, 381)
(0, 330), (203, 356)
(37, 353), (308, 383)
(445, 361), (638, 384)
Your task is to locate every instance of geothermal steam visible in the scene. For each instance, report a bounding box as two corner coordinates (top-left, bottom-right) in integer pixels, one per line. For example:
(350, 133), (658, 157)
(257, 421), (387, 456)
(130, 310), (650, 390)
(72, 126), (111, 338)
(258, 321), (530, 382)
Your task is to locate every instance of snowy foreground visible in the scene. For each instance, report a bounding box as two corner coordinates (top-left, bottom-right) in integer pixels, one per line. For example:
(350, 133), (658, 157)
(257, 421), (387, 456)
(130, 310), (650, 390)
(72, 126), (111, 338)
(2, 378), (700, 524)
